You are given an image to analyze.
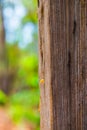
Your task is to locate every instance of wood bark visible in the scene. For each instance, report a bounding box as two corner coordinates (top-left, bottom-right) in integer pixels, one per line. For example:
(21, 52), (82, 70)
(38, 0), (87, 130)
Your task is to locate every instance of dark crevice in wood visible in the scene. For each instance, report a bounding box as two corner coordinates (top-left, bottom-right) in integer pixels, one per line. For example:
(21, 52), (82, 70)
(39, 35), (44, 67)
(73, 20), (77, 35)
(37, 0), (39, 7)
(41, 49), (43, 64)
(68, 51), (72, 130)
(82, 64), (85, 80)
(68, 51), (71, 85)
(41, 4), (44, 18)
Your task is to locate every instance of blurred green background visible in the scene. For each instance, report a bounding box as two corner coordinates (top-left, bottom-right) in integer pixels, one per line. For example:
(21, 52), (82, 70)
(0, 0), (40, 130)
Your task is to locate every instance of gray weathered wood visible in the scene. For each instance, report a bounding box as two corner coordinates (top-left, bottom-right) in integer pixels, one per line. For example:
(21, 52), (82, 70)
(38, 0), (87, 130)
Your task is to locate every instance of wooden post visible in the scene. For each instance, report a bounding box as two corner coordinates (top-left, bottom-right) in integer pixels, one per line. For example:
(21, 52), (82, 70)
(38, 0), (87, 130)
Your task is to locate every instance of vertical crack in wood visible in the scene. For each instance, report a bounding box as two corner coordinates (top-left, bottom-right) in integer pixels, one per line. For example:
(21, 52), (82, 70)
(38, 1), (44, 20)
(73, 20), (77, 35)
(38, 0), (39, 7)
(68, 50), (71, 130)
(68, 51), (71, 89)
(82, 64), (85, 81)
(39, 0), (44, 77)
(40, 42), (43, 65)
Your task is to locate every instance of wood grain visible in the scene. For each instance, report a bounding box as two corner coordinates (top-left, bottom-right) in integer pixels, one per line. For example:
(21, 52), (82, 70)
(38, 0), (87, 130)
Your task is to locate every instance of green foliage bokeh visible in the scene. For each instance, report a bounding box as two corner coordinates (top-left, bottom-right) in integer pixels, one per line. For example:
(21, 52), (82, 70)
(0, 0), (39, 129)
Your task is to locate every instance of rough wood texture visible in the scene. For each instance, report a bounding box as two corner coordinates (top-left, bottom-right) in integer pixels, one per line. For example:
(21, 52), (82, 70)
(38, 0), (87, 130)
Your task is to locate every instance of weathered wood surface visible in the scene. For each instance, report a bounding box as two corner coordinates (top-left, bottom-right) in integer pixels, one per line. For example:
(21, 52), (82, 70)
(38, 0), (87, 130)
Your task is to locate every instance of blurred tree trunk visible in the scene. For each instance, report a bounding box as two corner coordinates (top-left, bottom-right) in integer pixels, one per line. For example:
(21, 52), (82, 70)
(0, 4), (8, 94)
(0, 4), (5, 60)
(0, 2), (16, 94)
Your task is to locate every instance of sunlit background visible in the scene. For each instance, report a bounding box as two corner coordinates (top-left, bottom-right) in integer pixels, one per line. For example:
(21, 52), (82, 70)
(0, 0), (39, 129)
